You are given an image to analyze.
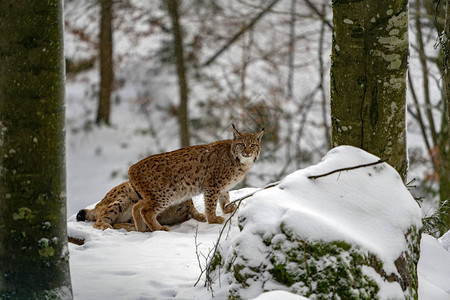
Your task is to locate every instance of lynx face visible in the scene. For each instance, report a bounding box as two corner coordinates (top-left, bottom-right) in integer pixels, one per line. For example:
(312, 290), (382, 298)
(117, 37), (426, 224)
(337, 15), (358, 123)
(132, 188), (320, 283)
(231, 125), (264, 165)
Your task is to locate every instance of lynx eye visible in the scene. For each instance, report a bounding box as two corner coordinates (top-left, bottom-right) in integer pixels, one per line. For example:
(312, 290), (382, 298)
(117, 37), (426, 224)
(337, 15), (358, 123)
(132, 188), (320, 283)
(250, 144), (257, 148)
(237, 143), (245, 147)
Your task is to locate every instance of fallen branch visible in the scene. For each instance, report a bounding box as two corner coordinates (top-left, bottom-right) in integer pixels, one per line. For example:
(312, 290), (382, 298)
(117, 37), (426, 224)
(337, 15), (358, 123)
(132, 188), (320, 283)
(68, 236), (85, 245)
(308, 159), (387, 180)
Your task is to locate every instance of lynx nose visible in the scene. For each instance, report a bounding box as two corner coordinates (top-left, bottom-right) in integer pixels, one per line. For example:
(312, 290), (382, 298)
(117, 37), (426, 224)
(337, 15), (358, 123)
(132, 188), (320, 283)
(244, 149), (253, 157)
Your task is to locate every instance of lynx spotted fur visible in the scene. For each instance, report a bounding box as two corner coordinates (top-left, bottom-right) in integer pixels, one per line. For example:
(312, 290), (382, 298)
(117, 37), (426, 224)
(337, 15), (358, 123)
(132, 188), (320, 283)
(128, 125), (264, 232)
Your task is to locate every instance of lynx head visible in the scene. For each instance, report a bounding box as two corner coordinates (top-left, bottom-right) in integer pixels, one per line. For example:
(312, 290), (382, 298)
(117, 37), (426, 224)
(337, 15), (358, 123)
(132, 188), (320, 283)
(231, 124), (264, 164)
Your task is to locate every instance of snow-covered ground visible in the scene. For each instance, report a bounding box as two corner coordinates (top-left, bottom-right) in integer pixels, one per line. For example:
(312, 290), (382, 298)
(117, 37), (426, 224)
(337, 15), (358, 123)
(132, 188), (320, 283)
(67, 142), (450, 299)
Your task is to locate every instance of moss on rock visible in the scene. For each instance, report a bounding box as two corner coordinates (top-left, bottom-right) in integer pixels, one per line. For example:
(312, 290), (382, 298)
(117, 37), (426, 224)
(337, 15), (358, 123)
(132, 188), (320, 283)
(211, 220), (420, 299)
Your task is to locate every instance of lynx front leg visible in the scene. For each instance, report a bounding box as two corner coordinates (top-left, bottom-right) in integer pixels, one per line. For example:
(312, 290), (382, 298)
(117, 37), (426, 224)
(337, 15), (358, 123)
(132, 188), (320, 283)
(186, 199), (206, 222)
(93, 211), (116, 230)
(132, 200), (148, 232)
(219, 192), (237, 214)
(113, 223), (137, 231)
(93, 221), (113, 230)
(204, 190), (224, 224)
(135, 199), (170, 232)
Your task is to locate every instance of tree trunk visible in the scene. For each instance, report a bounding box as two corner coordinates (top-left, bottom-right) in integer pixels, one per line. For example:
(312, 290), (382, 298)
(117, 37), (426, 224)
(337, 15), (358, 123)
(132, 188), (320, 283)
(96, 0), (114, 125)
(438, 0), (450, 233)
(167, 0), (190, 147)
(330, 0), (409, 181)
(0, 1), (72, 298)
(445, 0), (450, 125)
(287, 0), (296, 99)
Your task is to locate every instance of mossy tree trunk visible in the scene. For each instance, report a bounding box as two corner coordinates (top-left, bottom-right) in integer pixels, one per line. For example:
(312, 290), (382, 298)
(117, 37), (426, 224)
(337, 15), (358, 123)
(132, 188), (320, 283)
(438, 0), (450, 233)
(167, 0), (190, 147)
(0, 1), (72, 298)
(444, 0), (450, 125)
(330, 0), (409, 181)
(96, 0), (113, 125)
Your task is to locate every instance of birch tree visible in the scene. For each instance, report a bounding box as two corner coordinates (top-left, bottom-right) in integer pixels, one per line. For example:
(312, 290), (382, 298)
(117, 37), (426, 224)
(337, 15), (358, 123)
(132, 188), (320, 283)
(330, 0), (409, 180)
(0, 1), (72, 298)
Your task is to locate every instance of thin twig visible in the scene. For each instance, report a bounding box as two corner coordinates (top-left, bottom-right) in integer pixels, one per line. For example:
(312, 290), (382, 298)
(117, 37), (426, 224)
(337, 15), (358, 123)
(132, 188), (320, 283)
(204, 201), (242, 290)
(194, 225), (205, 287)
(308, 159), (387, 180)
(224, 180), (281, 208)
(204, 180), (280, 289)
(303, 0), (332, 29)
(202, 0), (281, 67)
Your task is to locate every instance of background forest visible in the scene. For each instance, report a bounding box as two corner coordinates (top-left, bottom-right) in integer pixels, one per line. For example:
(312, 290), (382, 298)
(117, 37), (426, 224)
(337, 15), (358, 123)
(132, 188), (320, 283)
(65, 0), (447, 222)
(1, 0), (449, 298)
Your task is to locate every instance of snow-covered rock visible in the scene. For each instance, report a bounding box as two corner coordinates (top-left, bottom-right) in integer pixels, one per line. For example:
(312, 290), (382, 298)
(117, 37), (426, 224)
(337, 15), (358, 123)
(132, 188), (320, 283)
(210, 146), (422, 299)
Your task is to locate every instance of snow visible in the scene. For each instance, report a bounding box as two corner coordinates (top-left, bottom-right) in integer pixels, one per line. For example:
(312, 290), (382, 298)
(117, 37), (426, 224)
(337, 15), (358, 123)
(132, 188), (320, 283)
(251, 290), (309, 300)
(67, 146), (450, 299)
(231, 146), (421, 276)
(440, 230), (450, 252)
(418, 234), (450, 299)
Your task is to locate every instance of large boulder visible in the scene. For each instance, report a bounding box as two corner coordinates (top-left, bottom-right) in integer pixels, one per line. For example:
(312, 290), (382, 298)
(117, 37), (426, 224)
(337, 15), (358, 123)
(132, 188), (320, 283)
(210, 146), (422, 299)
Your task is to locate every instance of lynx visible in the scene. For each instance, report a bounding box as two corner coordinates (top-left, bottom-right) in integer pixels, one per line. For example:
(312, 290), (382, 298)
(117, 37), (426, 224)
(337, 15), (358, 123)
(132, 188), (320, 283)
(128, 125), (264, 232)
(76, 181), (206, 231)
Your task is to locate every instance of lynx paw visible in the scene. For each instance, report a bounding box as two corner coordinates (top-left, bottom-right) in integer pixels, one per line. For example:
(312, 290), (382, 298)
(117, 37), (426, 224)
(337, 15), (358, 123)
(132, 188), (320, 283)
(207, 215), (225, 224)
(223, 203), (237, 214)
(113, 223), (136, 231)
(93, 223), (113, 230)
(192, 213), (207, 222)
(159, 225), (170, 231)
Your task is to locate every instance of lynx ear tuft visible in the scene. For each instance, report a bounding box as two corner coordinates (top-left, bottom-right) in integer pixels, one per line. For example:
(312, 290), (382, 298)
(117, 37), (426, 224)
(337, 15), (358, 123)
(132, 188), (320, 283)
(256, 127), (264, 141)
(232, 123), (241, 140)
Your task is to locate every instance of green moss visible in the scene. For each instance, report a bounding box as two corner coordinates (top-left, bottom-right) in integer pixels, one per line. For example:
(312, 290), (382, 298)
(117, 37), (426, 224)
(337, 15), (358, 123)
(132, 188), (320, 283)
(210, 251), (223, 271)
(232, 264), (249, 287)
(269, 237), (379, 299)
(221, 212), (419, 299)
(270, 261), (295, 286)
(227, 228), (379, 299)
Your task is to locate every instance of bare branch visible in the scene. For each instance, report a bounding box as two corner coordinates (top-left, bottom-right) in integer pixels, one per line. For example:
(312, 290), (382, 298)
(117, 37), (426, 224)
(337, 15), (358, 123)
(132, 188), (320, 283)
(202, 180), (280, 289)
(194, 225), (205, 287)
(303, 0), (332, 29)
(308, 159), (387, 180)
(225, 180), (281, 208)
(202, 0), (281, 67)
(414, 0), (439, 148)
(407, 68), (439, 172)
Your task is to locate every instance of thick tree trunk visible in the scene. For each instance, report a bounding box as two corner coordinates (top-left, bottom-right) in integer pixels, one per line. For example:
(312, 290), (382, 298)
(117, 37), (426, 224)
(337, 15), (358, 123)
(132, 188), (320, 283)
(96, 0), (113, 125)
(331, 0), (409, 181)
(445, 0), (450, 125)
(0, 1), (72, 298)
(438, 0), (450, 234)
(167, 0), (190, 147)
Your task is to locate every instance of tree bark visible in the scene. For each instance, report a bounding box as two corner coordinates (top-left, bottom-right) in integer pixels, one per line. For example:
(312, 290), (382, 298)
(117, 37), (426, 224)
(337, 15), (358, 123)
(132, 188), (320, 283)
(167, 0), (190, 147)
(331, 0), (409, 181)
(0, 1), (72, 298)
(96, 0), (114, 125)
(438, 0), (450, 233)
(444, 0), (450, 125)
